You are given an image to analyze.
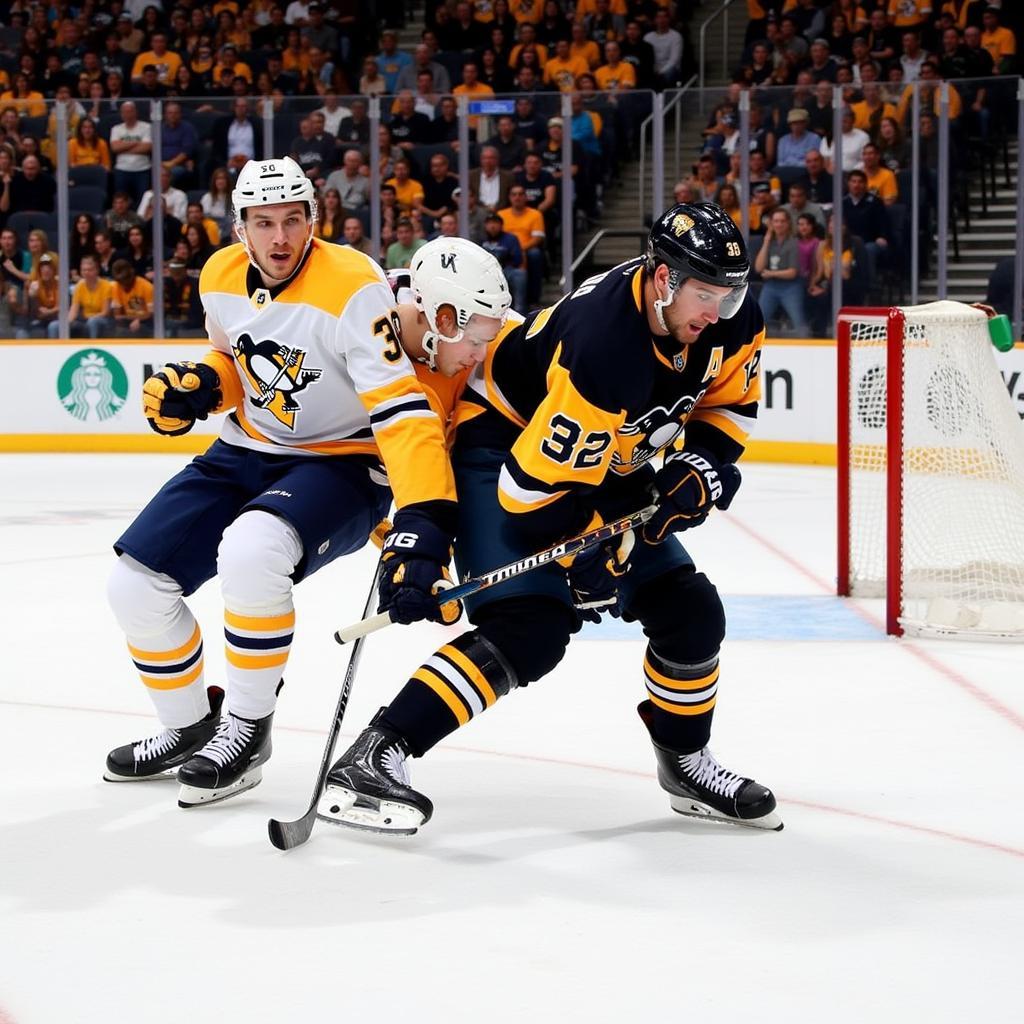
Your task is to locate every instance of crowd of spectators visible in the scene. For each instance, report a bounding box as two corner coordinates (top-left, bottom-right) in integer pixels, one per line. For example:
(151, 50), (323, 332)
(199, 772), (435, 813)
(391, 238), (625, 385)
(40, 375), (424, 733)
(679, 0), (1021, 335)
(0, 0), (696, 336)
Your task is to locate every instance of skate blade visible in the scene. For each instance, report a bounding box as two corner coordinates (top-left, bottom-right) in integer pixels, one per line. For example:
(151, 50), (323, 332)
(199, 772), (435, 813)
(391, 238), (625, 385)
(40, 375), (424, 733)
(103, 768), (180, 783)
(315, 787), (423, 836)
(177, 767), (262, 808)
(669, 795), (784, 832)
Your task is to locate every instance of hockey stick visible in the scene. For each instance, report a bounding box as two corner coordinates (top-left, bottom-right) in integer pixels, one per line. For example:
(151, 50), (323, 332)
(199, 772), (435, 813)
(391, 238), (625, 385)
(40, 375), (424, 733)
(253, 350), (300, 409)
(267, 527), (390, 851)
(334, 503), (658, 645)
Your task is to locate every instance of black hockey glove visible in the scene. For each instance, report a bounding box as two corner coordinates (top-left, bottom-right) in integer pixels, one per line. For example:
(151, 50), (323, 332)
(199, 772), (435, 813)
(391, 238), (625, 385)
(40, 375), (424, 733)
(566, 529), (634, 624)
(378, 509), (462, 626)
(642, 448), (741, 544)
(142, 361), (222, 437)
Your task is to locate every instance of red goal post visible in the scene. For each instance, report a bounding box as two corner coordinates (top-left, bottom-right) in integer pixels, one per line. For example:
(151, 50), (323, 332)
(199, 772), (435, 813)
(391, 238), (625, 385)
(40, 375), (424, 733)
(837, 302), (1024, 640)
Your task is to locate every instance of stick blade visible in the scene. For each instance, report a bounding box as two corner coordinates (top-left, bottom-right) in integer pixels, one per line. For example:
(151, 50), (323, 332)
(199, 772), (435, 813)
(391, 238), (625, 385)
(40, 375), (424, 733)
(267, 809), (317, 850)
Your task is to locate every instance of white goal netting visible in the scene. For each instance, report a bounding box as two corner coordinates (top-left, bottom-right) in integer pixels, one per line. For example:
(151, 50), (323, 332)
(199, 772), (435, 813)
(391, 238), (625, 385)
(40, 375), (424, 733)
(843, 301), (1024, 638)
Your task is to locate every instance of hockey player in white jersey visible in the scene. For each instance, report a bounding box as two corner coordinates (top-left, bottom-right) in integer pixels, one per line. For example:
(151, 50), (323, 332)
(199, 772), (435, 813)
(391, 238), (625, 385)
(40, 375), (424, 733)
(104, 157), (463, 808)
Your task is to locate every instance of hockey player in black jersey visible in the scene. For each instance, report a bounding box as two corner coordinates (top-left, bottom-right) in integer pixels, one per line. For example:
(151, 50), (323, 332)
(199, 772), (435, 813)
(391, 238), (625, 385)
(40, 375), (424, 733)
(322, 203), (782, 834)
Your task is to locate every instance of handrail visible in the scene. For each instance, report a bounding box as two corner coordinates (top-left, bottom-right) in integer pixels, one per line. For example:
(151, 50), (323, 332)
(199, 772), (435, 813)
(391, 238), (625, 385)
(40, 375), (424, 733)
(698, 0), (739, 99)
(560, 228), (650, 289)
(638, 76), (697, 223)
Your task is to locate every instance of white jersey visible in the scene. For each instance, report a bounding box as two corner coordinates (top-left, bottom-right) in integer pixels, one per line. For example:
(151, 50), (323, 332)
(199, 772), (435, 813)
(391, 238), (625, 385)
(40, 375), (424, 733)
(198, 239), (455, 510)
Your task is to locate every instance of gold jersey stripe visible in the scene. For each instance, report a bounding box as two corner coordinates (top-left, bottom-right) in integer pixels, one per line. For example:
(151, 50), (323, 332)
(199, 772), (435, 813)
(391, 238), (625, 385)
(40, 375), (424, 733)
(128, 623), (201, 663)
(202, 349), (244, 414)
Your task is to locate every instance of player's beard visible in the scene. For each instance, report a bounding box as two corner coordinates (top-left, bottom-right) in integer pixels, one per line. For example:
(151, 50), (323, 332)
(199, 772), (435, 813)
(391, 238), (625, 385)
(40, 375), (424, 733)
(664, 297), (711, 346)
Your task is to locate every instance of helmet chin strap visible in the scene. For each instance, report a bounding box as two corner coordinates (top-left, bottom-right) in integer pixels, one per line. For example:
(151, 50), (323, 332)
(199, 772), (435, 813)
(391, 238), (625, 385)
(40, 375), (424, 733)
(652, 270), (682, 333)
(420, 324), (465, 371)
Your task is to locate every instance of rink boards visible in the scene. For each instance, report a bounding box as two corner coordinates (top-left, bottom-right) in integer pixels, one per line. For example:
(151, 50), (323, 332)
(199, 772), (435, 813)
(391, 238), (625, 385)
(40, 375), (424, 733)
(2, 337), (1022, 463)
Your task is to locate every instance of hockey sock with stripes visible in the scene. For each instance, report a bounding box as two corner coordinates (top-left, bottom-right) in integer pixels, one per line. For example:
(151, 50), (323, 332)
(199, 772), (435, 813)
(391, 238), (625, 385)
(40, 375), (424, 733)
(380, 631), (517, 756)
(126, 610), (209, 729)
(643, 644), (718, 754)
(222, 604), (294, 720)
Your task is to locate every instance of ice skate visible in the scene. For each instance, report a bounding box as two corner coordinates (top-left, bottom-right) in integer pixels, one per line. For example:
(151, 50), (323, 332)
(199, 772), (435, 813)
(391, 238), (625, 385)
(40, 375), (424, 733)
(638, 701), (783, 831)
(317, 711), (432, 835)
(104, 687), (225, 782)
(177, 709), (273, 807)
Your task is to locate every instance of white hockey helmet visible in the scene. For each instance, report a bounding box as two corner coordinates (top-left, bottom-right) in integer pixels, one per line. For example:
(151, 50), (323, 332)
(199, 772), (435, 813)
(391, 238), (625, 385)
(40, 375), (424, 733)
(409, 237), (512, 369)
(231, 156), (318, 270)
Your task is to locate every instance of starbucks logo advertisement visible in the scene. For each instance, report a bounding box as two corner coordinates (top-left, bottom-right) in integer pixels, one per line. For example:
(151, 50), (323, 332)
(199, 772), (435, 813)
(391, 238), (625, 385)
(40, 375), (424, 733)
(57, 349), (128, 422)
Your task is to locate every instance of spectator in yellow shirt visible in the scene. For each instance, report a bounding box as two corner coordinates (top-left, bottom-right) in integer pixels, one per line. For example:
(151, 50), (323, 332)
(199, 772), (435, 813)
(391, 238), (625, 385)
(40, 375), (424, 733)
(111, 258), (154, 337)
(385, 158), (426, 216)
(595, 40), (637, 91)
(941, 0), (984, 30)
(835, 0), (869, 33)
(511, 0), (543, 24)
(887, 0), (931, 31)
(575, 0), (628, 18)
(212, 44), (253, 84)
(860, 143), (899, 204)
(895, 59), (962, 126)
(42, 85), (82, 166)
(130, 32), (183, 85)
(453, 60), (497, 103)
(851, 83), (897, 137)
(181, 202), (222, 248)
(569, 21), (601, 69)
(1, 72), (46, 116)
(453, 62), (495, 131)
(544, 39), (589, 92)
(69, 117), (112, 170)
(498, 184), (545, 306)
(474, 0), (497, 24)
(980, 7), (1016, 74)
(509, 24), (549, 70)
(64, 254), (114, 338)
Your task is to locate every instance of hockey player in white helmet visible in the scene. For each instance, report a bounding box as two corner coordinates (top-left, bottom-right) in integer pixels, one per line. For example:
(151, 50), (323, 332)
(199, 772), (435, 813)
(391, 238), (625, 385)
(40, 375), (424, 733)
(389, 236), (516, 382)
(104, 156), (462, 809)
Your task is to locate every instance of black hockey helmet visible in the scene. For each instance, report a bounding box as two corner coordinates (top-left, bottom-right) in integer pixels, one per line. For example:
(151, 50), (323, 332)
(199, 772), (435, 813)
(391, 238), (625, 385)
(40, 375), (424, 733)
(645, 202), (750, 320)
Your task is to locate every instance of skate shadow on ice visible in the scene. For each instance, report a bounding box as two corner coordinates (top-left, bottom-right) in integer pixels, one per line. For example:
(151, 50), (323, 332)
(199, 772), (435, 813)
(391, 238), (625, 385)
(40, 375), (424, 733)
(1, 760), (1007, 937)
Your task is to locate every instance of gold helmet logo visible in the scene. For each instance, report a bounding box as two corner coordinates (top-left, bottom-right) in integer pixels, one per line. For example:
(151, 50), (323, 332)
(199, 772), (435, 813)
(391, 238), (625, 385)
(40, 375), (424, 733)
(670, 212), (695, 236)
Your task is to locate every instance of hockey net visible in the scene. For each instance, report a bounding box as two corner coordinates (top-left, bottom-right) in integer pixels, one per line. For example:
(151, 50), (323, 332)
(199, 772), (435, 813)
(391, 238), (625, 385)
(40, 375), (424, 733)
(837, 301), (1024, 639)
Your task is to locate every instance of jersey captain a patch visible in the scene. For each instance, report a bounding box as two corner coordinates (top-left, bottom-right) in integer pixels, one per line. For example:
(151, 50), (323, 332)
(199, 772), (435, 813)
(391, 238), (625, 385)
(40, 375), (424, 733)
(232, 333), (322, 429)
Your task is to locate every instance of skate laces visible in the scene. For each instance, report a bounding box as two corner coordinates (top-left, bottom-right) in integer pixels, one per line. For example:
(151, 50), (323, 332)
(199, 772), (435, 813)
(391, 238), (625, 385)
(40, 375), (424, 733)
(677, 748), (744, 798)
(197, 714), (255, 767)
(379, 739), (411, 786)
(133, 729), (181, 763)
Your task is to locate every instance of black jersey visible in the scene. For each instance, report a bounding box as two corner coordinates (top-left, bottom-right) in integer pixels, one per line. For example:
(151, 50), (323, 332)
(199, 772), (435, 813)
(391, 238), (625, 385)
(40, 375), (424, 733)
(453, 258), (765, 528)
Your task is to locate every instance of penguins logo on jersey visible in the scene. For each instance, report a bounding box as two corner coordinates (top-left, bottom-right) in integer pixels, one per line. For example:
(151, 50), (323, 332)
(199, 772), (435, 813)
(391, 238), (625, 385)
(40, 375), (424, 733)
(615, 391), (707, 469)
(232, 333), (323, 430)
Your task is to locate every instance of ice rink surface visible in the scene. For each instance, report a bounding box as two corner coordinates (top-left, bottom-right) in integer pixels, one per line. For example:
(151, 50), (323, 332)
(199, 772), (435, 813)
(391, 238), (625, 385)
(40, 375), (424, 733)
(1, 454), (1021, 1024)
